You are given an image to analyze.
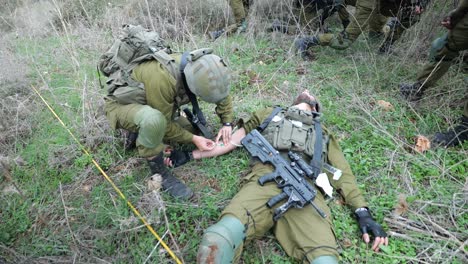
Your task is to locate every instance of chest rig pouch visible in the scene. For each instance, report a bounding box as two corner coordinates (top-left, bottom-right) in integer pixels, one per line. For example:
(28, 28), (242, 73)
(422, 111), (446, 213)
(262, 107), (329, 160)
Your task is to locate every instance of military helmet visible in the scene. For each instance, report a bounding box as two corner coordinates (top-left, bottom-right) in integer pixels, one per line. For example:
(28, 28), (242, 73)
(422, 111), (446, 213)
(183, 49), (231, 103)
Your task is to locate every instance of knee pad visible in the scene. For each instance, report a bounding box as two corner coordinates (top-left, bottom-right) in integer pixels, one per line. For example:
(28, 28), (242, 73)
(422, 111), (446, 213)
(134, 106), (167, 148)
(311, 255), (339, 264)
(197, 216), (245, 264)
(429, 33), (449, 62)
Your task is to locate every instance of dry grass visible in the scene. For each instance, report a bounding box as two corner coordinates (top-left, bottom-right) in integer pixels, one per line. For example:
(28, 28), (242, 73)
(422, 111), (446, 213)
(0, 0), (467, 263)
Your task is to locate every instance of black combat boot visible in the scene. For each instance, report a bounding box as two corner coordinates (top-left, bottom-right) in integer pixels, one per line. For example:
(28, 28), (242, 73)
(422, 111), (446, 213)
(379, 39), (394, 54)
(269, 19), (289, 33)
(209, 29), (225, 40)
(399, 82), (424, 101)
(294, 36), (319, 59)
(147, 152), (193, 200)
(433, 116), (468, 147)
(124, 131), (138, 151)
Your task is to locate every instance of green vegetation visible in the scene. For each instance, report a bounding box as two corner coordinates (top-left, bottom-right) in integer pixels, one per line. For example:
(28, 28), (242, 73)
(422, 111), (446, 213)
(0, 0), (466, 263)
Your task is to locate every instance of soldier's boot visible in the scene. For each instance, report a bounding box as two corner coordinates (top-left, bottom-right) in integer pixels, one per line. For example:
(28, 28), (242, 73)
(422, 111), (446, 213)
(236, 19), (247, 33)
(124, 131), (138, 151)
(433, 116), (468, 147)
(147, 152), (193, 200)
(379, 39), (394, 54)
(399, 82), (424, 101)
(294, 36), (319, 59)
(268, 19), (289, 33)
(209, 29), (225, 40)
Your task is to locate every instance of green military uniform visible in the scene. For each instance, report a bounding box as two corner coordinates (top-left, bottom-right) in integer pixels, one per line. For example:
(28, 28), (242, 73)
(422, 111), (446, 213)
(414, 0), (468, 117)
(104, 54), (233, 158)
(272, 0), (353, 34)
(223, 0), (250, 35)
(220, 106), (367, 262)
(230, 0), (250, 25)
(317, 0), (417, 50)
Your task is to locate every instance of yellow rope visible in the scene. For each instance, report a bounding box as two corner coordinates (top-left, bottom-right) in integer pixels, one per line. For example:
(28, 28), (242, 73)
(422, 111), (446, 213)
(31, 85), (183, 264)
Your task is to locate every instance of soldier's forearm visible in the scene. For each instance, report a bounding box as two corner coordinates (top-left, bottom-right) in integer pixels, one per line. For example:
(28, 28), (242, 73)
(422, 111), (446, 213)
(192, 127), (246, 159)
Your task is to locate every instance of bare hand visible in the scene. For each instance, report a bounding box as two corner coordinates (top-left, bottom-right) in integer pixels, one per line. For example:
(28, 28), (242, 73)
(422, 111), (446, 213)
(192, 135), (216, 151)
(362, 233), (389, 252)
(215, 126), (233, 146)
(441, 16), (452, 29)
(414, 5), (423, 15)
(163, 157), (173, 167)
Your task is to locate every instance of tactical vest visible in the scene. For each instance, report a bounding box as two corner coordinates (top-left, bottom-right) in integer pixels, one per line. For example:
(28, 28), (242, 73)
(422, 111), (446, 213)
(262, 107), (329, 162)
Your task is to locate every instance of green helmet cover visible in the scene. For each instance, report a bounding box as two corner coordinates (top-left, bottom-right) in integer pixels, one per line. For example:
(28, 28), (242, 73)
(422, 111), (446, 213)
(184, 53), (231, 103)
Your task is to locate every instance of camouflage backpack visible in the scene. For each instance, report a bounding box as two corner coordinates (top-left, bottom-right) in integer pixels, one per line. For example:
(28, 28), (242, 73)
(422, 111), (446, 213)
(98, 24), (177, 105)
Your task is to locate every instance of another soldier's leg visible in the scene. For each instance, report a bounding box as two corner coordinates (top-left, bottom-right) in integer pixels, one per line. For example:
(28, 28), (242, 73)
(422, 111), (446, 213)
(104, 100), (193, 199)
(275, 191), (339, 263)
(229, 0), (246, 25)
(368, 12), (387, 40)
(198, 164), (278, 263)
(317, 0), (376, 49)
(416, 15), (468, 88)
(379, 12), (417, 53)
(337, 0), (351, 29)
(401, 15), (468, 100)
(210, 0), (247, 39)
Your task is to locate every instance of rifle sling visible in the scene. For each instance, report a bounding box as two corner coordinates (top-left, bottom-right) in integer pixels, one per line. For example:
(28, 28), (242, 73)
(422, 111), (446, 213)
(257, 106), (282, 132)
(180, 51), (207, 126)
(310, 117), (323, 179)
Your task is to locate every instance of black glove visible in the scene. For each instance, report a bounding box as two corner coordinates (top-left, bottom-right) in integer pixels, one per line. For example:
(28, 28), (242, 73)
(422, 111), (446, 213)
(169, 150), (193, 168)
(355, 208), (387, 238)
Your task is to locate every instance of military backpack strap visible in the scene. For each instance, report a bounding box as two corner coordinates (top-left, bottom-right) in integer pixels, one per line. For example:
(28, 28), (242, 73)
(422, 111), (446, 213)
(257, 106), (283, 133)
(310, 115), (323, 179)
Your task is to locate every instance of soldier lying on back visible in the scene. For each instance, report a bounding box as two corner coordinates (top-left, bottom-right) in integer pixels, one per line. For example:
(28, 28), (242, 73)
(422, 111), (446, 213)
(167, 90), (389, 263)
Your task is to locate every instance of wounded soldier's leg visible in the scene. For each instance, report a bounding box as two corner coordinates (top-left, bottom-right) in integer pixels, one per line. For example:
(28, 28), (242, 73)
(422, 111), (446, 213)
(197, 215), (246, 264)
(311, 255), (339, 264)
(274, 190), (339, 263)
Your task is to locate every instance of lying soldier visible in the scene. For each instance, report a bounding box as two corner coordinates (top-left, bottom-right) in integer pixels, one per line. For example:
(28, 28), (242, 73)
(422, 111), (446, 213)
(167, 90), (389, 264)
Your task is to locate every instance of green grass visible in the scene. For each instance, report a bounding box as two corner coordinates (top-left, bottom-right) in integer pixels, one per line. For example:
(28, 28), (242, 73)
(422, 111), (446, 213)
(1, 13), (467, 264)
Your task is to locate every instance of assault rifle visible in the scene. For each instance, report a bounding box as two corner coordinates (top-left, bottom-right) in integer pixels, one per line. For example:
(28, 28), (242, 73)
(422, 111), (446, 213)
(241, 129), (326, 221)
(183, 108), (213, 139)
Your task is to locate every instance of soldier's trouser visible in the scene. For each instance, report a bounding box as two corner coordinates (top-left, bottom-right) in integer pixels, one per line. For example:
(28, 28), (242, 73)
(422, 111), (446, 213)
(416, 14), (468, 89)
(318, 0), (407, 49)
(105, 100), (166, 157)
(229, 0), (250, 24)
(317, 0), (375, 49)
(220, 163), (338, 262)
(104, 99), (194, 158)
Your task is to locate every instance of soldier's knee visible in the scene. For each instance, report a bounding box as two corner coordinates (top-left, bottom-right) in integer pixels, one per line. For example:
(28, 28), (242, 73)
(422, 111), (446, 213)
(197, 215), (245, 264)
(310, 255), (339, 264)
(136, 107), (166, 133)
(134, 106), (166, 148)
(429, 33), (456, 62)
